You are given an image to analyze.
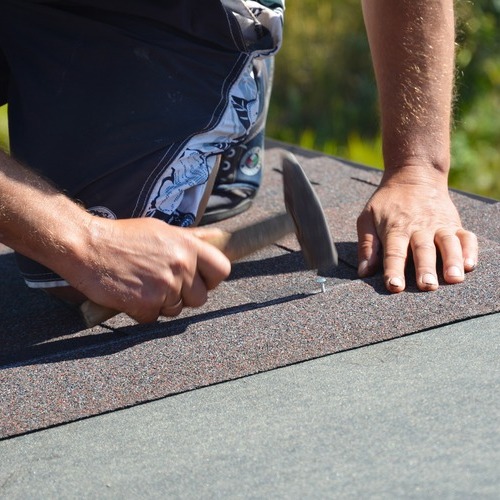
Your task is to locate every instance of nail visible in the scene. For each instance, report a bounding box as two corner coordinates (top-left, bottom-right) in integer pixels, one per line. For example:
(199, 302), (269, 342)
(446, 266), (463, 278)
(315, 277), (327, 293)
(422, 273), (438, 286)
(464, 258), (476, 270)
(388, 277), (404, 288)
(358, 259), (369, 277)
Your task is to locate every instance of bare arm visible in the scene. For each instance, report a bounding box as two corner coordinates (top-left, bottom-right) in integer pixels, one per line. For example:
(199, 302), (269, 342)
(358, 0), (477, 291)
(0, 150), (230, 322)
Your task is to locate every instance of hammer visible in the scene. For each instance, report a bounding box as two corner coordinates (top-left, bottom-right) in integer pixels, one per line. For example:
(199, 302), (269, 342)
(80, 152), (337, 327)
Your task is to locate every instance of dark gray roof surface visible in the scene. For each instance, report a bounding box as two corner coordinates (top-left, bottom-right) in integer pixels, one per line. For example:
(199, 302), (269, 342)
(1, 314), (498, 498)
(1, 142), (499, 439)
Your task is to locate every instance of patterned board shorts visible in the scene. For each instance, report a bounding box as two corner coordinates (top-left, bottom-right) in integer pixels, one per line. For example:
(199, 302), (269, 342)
(0, 0), (284, 288)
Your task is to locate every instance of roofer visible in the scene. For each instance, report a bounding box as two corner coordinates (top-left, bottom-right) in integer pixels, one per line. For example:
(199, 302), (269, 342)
(0, 0), (478, 323)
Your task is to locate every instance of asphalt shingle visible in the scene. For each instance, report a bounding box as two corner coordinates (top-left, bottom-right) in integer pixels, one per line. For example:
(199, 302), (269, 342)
(1, 142), (499, 438)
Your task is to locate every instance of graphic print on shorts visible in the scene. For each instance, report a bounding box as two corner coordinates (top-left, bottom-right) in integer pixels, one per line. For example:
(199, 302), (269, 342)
(141, 1), (284, 228)
(142, 59), (262, 227)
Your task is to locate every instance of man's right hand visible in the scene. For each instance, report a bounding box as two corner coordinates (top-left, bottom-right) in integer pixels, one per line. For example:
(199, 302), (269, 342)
(62, 217), (231, 324)
(1, 150), (230, 324)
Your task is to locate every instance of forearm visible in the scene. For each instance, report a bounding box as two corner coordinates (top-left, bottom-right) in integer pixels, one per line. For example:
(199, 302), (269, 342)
(0, 149), (92, 279)
(361, 0), (455, 175)
(0, 149), (231, 322)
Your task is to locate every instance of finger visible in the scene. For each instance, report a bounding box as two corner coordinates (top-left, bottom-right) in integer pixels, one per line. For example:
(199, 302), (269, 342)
(132, 289), (174, 323)
(195, 239), (231, 290)
(434, 229), (465, 284)
(356, 210), (381, 277)
(154, 263), (184, 320)
(410, 230), (439, 291)
(383, 232), (409, 293)
(124, 287), (169, 324)
(457, 229), (478, 272)
(160, 297), (184, 318)
(158, 266), (185, 318)
(130, 303), (163, 324)
(181, 271), (208, 308)
(188, 226), (227, 242)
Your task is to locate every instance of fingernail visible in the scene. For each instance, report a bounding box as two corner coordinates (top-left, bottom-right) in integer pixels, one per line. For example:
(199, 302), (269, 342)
(358, 260), (369, 277)
(388, 277), (404, 288)
(446, 266), (463, 278)
(464, 258), (476, 270)
(422, 273), (438, 286)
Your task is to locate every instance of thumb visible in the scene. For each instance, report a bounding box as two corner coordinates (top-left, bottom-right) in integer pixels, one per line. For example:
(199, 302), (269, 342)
(187, 227), (230, 248)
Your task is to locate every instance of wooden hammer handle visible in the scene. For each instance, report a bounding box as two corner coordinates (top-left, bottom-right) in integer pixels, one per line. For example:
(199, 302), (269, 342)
(80, 213), (294, 327)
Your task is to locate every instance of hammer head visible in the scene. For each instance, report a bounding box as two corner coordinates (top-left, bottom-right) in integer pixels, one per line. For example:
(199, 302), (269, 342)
(282, 152), (338, 277)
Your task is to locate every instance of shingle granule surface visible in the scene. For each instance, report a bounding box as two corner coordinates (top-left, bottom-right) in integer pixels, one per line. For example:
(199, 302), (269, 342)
(1, 142), (498, 438)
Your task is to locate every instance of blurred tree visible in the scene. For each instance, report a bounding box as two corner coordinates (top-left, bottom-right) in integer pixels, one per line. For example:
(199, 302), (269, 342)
(0, 105), (8, 153)
(268, 0), (379, 147)
(452, 0), (500, 198)
(0, 1), (498, 197)
(268, 0), (500, 198)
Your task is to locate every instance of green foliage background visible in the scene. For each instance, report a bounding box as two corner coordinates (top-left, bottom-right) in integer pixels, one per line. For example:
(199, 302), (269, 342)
(0, 1), (498, 198)
(267, 0), (500, 199)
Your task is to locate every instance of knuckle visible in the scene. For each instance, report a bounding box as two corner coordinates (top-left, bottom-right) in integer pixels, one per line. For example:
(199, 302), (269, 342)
(359, 240), (374, 253)
(356, 210), (370, 229)
(469, 233), (479, 246)
(435, 231), (458, 244)
(384, 246), (407, 261)
(168, 257), (190, 278)
(385, 216), (411, 234)
(411, 240), (435, 253)
(460, 229), (478, 244)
